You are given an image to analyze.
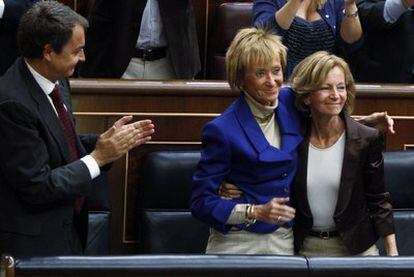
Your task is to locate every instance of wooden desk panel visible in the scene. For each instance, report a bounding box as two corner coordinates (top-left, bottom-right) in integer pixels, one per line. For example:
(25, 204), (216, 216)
(71, 80), (414, 253)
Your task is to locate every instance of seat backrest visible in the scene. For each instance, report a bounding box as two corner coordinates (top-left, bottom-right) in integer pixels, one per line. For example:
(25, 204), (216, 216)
(383, 151), (414, 209)
(137, 151), (209, 254)
(376, 151), (414, 255)
(208, 2), (253, 79)
(86, 173), (111, 255)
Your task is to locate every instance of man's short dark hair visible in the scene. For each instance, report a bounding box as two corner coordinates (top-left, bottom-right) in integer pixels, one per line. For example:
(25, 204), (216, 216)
(17, 1), (88, 59)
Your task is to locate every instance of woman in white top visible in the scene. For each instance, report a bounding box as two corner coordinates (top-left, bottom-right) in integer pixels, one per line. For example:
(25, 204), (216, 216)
(290, 51), (398, 256)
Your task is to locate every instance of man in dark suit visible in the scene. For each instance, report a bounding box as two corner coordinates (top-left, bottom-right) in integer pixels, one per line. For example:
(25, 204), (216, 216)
(79, 0), (200, 79)
(0, 0), (39, 76)
(348, 0), (414, 83)
(0, 1), (155, 257)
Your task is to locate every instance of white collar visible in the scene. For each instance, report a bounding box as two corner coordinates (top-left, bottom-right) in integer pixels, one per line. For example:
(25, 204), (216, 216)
(25, 59), (59, 96)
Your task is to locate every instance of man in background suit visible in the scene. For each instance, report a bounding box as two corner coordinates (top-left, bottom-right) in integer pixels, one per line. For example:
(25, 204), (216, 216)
(0, 0), (38, 76)
(79, 0), (201, 79)
(348, 0), (414, 83)
(0, 1), (154, 257)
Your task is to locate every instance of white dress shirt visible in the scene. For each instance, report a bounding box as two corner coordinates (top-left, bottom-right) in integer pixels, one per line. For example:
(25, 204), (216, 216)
(307, 132), (345, 230)
(0, 0), (5, 18)
(136, 0), (167, 49)
(25, 60), (100, 179)
(384, 0), (410, 23)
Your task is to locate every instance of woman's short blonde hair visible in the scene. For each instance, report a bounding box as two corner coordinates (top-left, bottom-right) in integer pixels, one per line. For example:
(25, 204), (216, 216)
(290, 51), (356, 115)
(226, 27), (287, 91)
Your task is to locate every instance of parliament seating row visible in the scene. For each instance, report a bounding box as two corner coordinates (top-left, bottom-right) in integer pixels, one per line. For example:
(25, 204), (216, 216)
(2, 151), (413, 276)
(5, 255), (414, 277)
(137, 150), (414, 255)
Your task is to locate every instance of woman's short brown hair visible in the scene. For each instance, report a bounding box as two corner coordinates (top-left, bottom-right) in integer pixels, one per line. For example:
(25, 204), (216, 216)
(290, 51), (356, 115)
(226, 27), (287, 91)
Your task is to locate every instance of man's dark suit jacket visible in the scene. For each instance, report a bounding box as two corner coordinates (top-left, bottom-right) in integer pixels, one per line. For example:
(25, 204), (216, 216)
(0, 58), (97, 257)
(0, 0), (39, 76)
(292, 114), (395, 255)
(79, 0), (201, 79)
(348, 0), (414, 83)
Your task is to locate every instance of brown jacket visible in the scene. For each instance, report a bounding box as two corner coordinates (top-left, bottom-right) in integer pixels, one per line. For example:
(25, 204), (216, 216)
(292, 114), (395, 255)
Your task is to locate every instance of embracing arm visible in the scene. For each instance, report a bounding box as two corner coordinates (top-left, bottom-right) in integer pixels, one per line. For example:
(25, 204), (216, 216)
(364, 130), (398, 256)
(220, 182), (296, 225)
(356, 112), (395, 134)
(190, 122), (237, 232)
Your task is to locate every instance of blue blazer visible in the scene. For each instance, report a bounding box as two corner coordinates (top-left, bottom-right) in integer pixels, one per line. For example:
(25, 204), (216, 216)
(191, 88), (302, 234)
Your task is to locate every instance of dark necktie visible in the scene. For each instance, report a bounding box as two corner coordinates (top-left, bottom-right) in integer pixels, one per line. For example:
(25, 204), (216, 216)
(50, 85), (79, 160)
(50, 85), (84, 213)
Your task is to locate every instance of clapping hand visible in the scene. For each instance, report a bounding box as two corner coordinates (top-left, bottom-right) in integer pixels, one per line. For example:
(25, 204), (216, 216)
(91, 116), (155, 166)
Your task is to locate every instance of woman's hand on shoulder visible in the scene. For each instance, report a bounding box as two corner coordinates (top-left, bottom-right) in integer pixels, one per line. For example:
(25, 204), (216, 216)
(356, 111), (395, 134)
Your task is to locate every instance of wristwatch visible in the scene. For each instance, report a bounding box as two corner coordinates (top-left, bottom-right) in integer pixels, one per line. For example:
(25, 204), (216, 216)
(343, 8), (358, 17)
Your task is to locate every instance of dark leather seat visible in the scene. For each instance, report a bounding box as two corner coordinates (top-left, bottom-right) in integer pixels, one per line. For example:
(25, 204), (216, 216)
(85, 173), (111, 255)
(208, 3), (253, 79)
(137, 150), (414, 256)
(137, 151), (209, 254)
(376, 151), (414, 256)
(85, 211), (110, 255)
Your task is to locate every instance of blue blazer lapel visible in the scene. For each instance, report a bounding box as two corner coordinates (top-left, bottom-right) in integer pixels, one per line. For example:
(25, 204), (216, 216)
(234, 95), (268, 153)
(20, 60), (73, 163)
(276, 98), (303, 155)
(234, 94), (302, 163)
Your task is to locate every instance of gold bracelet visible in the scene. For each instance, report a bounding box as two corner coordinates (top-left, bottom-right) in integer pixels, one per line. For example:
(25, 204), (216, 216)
(245, 204), (257, 226)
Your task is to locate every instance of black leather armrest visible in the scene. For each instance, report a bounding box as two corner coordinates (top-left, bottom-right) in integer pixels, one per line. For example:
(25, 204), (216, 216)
(15, 255), (308, 276)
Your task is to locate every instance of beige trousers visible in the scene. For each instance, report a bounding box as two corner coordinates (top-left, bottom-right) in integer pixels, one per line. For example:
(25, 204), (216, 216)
(206, 227), (294, 255)
(122, 56), (176, 80)
(299, 235), (379, 257)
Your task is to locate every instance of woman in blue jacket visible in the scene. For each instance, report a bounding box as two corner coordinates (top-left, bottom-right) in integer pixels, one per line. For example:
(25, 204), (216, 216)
(191, 27), (302, 254)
